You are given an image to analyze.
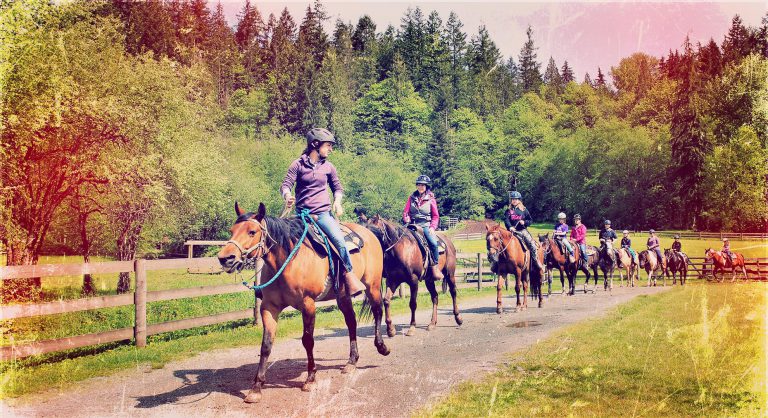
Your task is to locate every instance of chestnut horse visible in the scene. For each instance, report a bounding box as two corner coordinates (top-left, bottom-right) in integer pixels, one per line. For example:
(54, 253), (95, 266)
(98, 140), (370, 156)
(638, 250), (666, 286)
(486, 224), (543, 313)
(705, 248), (747, 282)
(665, 249), (688, 285)
(616, 248), (638, 287)
(538, 234), (581, 296)
(363, 214), (462, 336)
(217, 203), (389, 403)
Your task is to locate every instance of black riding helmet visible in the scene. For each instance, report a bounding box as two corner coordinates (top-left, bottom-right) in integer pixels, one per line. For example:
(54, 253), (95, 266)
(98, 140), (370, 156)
(306, 128), (336, 150)
(415, 175), (431, 186)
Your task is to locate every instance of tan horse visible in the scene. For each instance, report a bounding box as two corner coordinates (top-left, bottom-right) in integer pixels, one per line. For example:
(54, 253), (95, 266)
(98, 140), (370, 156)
(705, 248), (747, 282)
(638, 250), (666, 286)
(486, 224), (543, 313)
(217, 203), (389, 403)
(616, 248), (638, 287)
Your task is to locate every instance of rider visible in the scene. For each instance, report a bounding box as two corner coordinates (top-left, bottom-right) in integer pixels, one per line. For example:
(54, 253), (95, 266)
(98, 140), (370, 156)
(671, 235), (682, 253)
(647, 229), (663, 263)
(403, 175), (444, 280)
(722, 238), (734, 265)
(570, 214), (588, 267)
(621, 230), (639, 265)
(554, 212), (575, 263)
(600, 220), (618, 250)
(281, 128), (366, 297)
(504, 191), (545, 272)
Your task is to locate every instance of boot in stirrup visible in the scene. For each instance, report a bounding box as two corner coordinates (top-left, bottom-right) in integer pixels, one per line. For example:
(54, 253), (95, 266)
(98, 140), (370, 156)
(344, 271), (366, 297)
(430, 264), (444, 280)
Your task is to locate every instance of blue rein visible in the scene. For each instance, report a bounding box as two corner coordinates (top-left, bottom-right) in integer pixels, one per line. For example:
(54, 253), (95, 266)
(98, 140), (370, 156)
(243, 208), (335, 291)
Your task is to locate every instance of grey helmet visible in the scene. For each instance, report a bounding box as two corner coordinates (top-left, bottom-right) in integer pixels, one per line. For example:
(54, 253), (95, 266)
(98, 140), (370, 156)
(415, 175), (432, 186)
(604, 220), (611, 225)
(306, 128), (336, 149)
(508, 191), (522, 199)
(574, 214), (582, 220)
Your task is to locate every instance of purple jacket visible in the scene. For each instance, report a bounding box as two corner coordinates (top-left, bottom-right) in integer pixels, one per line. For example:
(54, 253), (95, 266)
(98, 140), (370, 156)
(554, 223), (569, 238)
(281, 155), (343, 214)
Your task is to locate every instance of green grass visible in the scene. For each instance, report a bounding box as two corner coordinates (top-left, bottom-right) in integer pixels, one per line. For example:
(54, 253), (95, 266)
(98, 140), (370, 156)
(453, 235), (768, 258)
(0, 284), (504, 399)
(418, 282), (767, 417)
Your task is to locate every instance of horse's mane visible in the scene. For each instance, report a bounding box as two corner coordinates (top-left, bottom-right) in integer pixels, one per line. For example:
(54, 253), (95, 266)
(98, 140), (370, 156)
(367, 215), (411, 249)
(236, 213), (306, 253)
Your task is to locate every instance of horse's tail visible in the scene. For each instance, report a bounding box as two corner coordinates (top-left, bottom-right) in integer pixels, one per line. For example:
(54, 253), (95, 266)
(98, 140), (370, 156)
(357, 276), (385, 324)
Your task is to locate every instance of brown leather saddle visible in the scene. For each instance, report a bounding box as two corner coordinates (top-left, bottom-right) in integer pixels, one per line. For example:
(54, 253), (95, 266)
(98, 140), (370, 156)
(406, 225), (447, 264)
(306, 222), (364, 259)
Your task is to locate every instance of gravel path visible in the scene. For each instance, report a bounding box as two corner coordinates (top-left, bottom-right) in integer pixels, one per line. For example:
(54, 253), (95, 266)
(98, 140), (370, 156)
(4, 286), (668, 417)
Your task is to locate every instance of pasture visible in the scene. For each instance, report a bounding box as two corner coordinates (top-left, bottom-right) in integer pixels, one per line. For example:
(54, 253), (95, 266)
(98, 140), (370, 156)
(420, 282), (767, 417)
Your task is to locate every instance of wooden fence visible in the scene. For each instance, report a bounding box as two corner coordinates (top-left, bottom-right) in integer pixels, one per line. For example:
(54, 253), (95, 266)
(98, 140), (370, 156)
(452, 230), (768, 241)
(0, 257), (261, 361)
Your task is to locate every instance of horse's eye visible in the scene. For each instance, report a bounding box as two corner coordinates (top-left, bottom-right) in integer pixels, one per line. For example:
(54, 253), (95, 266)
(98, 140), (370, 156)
(248, 231), (256, 237)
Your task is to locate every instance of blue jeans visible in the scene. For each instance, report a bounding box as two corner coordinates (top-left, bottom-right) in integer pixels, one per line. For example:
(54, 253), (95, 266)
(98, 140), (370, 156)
(422, 226), (440, 264)
(558, 237), (573, 255)
(578, 243), (587, 261)
(315, 211), (354, 273)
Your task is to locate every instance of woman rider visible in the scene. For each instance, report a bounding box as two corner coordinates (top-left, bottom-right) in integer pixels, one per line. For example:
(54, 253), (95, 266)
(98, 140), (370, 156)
(570, 214), (588, 267)
(402, 175), (444, 280)
(281, 128), (366, 297)
(504, 191), (545, 272)
(646, 229), (663, 263)
(621, 230), (639, 265)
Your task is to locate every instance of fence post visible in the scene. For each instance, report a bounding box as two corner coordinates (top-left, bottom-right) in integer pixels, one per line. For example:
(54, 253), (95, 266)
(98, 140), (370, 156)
(476, 253), (482, 290)
(134, 259), (147, 348)
(187, 243), (193, 259)
(253, 258), (263, 325)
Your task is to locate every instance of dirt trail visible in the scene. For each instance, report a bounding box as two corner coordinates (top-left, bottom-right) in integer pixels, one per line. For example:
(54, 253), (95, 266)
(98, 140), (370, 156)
(5, 286), (668, 417)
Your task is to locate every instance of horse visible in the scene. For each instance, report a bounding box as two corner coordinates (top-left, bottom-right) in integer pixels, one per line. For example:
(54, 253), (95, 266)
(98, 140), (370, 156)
(362, 214), (462, 337)
(598, 239), (617, 292)
(486, 224), (543, 313)
(537, 233), (581, 296)
(704, 248), (747, 282)
(616, 248), (638, 287)
(665, 249), (688, 285)
(638, 249), (666, 286)
(579, 244), (600, 293)
(217, 203), (390, 403)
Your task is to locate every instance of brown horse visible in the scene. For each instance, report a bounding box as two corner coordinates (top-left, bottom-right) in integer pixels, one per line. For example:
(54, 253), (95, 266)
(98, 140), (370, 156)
(538, 234), (581, 296)
(217, 203), (389, 403)
(486, 224), (543, 313)
(664, 249), (688, 285)
(616, 248), (638, 287)
(638, 250), (666, 286)
(363, 214), (462, 336)
(705, 248), (747, 282)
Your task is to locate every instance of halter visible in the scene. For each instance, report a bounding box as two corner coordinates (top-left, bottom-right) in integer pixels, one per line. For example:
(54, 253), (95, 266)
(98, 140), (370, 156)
(225, 219), (273, 262)
(488, 230), (512, 259)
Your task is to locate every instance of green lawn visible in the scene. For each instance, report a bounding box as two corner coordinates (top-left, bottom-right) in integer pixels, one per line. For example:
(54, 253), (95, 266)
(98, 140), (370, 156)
(419, 282), (767, 417)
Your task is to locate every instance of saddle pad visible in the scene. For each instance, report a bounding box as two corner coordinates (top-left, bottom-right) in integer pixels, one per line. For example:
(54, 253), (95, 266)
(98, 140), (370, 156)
(307, 222), (364, 258)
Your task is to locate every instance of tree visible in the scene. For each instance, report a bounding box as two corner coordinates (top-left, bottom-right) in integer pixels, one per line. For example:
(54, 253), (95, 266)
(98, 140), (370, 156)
(352, 14), (376, 53)
(444, 11), (468, 110)
(206, 2), (239, 106)
(721, 15), (754, 65)
(518, 25), (542, 93)
(234, 0), (263, 51)
(267, 8), (303, 132)
(467, 25), (502, 117)
(561, 60), (575, 83)
(543, 56), (563, 98)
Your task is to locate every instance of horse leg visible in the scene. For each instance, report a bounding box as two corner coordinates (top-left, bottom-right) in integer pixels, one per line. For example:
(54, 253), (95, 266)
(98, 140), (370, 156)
(559, 268), (566, 295)
(300, 298), (318, 392)
(514, 272), (523, 313)
(496, 274), (504, 314)
(546, 268), (552, 296)
(445, 271), (463, 325)
(383, 284), (396, 338)
(521, 269), (529, 311)
(245, 305), (280, 403)
(364, 278), (390, 356)
(742, 265), (748, 281)
(406, 281), (419, 335)
(425, 279), (439, 330)
(336, 293), (360, 374)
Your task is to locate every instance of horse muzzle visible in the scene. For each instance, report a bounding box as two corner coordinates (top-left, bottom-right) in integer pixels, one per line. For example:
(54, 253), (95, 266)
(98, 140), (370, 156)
(218, 255), (243, 273)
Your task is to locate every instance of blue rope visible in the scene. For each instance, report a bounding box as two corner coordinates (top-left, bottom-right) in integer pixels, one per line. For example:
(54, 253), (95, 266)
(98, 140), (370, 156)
(243, 209), (335, 291)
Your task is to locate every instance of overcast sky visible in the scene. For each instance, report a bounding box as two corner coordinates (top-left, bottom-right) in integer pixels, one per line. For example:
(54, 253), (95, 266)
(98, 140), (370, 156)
(215, 1), (766, 80)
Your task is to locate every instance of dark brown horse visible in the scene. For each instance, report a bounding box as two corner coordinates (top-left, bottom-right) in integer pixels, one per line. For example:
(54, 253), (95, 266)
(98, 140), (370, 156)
(705, 248), (747, 282)
(217, 203), (389, 403)
(665, 249), (688, 285)
(363, 214), (462, 336)
(486, 224), (543, 312)
(538, 234), (582, 296)
(598, 239), (617, 293)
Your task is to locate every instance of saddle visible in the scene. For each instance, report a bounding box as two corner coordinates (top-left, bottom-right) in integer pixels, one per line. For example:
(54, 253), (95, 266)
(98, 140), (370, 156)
(306, 222), (364, 259)
(406, 225), (447, 264)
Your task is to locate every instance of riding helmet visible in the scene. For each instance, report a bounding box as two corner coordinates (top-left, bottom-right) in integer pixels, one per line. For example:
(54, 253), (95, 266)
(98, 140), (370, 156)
(723, 237), (729, 241)
(649, 229), (655, 233)
(508, 191), (522, 199)
(306, 128), (336, 148)
(557, 212), (566, 219)
(574, 214), (581, 220)
(674, 234), (680, 239)
(415, 175), (431, 186)
(604, 220), (611, 225)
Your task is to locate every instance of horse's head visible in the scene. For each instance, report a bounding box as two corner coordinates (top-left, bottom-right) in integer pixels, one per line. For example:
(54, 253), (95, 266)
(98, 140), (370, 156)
(638, 250), (648, 267)
(704, 248), (715, 260)
(485, 223), (507, 263)
(354, 207), (368, 223)
(218, 202), (269, 273)
(367, 213), (385, 229)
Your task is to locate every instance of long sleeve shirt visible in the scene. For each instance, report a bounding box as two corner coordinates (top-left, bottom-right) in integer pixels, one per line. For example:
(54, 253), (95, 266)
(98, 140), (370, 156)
(504, 207), (532, 231)
(281, 154), (343, 214)
(570, 224), (587, 244)
(403, 191), (440, 229)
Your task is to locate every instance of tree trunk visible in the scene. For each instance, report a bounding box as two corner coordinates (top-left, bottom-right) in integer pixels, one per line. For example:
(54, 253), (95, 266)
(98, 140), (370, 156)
(1, 240), (41, 302)
(79, 210), (95, 296)
(116, 223), (141, 294)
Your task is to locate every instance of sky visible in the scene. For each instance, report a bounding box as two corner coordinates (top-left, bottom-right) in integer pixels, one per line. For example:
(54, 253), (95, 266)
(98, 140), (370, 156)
(214, 1), (766, 79)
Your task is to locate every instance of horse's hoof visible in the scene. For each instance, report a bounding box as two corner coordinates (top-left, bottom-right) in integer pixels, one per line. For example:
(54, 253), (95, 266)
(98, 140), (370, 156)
(301, 381), (315, 392)
(244, 390), (262, 403)
(515, 307), (521, 313)
(426, 324), (435, 332)
(454, 315), (463, 326)
(341, 363), (357, 374)
(387, 326), (396, 338)
(538, 301), (543, 308)
(406, 326), (416, 336)
(496, 306), (503, 314)
(376, 343), (391, 356)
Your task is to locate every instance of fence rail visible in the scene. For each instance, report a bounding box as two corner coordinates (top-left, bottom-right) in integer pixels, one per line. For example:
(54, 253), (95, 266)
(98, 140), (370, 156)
(451, 231), (768, 241)
(0, 257), (259, 361)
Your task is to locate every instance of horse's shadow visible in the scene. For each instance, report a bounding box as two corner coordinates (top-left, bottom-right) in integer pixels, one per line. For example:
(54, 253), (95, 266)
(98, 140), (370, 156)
(134, 357), (374, 409)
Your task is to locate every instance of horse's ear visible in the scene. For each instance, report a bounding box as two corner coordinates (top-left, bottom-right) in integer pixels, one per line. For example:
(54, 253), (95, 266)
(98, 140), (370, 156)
(235, 201), (246, 217)
(256, 203), (266, 221)
(485, 223), (490, 231)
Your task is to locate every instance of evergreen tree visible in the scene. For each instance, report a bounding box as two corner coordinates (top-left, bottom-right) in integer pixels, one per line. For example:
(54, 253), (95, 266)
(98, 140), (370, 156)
(397, 7), (428, 90)
(518, 25), (542, 93)
(376, 25), (397, 80)
(352, 15), (377, 53)
(420, 11), (450, 111)
(234, 0), (263, 52)
(543, 57), (563, 90)
(561, 60), (575, 83)
(721, 15), (753, 64)
(444, 11), (468, 110)
(583, 72), (593, 86)
(207, 2), (239, 106)
(594, 67), (609, 92)
(268, 8), (303, 132)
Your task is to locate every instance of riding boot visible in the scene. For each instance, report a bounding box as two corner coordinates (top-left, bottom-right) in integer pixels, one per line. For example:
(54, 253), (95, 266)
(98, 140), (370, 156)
(520, 232), (545, 272)
(344, 271), (366, 297)
(430, 264), (444, 280)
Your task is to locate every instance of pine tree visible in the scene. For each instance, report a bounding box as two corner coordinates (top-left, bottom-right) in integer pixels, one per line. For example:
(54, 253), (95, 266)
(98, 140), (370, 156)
(352, 15), (377, 53)
(518, 25), (542, 93)
(561, 60), (575, 83)
(420, 11), (450, 111)
(207, 2), (239, 106)
(594, 67), (608, 92)
(268, 8), (303, 132)
(583, 72), (593, 86)
(467, 25), (500, 75)
(376, 25), (397, 80)
(397, 7), (428, 90)
(543, 57), (562, 90)
(444, 11), (468, 110)
(721, 15), (753, 64)
(697, 39), (722, 80)
(235, 0), (263, 52)
(332, 20), (354, 55)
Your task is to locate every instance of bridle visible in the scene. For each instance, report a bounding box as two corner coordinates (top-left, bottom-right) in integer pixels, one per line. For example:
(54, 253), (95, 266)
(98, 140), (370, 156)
(226, 218), (274, 262)
(488, 230), (512, 260)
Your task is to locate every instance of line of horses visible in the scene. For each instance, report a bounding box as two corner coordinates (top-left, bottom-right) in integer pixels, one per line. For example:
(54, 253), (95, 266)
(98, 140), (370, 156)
(216, 203), (749, 403)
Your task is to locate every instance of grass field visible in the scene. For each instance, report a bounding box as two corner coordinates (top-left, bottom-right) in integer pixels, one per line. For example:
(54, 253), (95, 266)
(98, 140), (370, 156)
(419, 282), (767, 417)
